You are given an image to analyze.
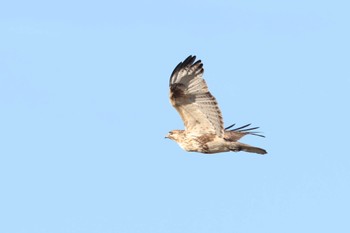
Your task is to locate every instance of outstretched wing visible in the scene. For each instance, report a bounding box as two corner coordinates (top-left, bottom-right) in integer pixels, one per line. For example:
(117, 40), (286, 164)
(169, 55), (224, 137)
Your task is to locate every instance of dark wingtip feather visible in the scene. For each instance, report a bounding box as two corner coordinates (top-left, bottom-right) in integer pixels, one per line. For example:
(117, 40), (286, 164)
(250, 133), (265, 138)
(181, 55), (196, 69)
(230, 123), (252, 131)
(169, 55), (197, 85)
(240, 126), (259, 131)
(225, 123), (266, 138)
(225, 123), (236, 130)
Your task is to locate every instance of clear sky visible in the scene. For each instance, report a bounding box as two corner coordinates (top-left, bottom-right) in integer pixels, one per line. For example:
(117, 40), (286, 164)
(1, 0), (349, 232)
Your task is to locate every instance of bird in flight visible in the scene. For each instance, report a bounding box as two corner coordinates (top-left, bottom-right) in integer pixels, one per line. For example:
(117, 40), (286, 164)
(166, 55), (267, 155)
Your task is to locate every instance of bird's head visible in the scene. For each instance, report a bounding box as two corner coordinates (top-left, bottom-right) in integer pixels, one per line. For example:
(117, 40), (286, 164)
(165, 130), (184, 142)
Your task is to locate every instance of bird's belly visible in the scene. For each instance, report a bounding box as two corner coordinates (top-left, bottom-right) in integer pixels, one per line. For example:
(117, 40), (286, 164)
(177, 137), (230, 154)
(201, 141), (231, 154)
(177, 141), (200, 152)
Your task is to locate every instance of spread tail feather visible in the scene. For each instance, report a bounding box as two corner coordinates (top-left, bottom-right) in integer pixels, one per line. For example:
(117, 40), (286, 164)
(230, 142), (267, 155)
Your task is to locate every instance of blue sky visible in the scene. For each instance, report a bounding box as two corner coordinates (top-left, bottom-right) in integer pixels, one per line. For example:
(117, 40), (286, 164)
(1, 0), (349, 232)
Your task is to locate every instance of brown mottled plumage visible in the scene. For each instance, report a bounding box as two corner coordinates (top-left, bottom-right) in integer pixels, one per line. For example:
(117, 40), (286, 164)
(166, 55), (267, 155)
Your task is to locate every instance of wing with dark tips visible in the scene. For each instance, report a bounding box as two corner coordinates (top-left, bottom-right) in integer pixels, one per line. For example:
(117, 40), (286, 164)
(169, 55), (224, 137)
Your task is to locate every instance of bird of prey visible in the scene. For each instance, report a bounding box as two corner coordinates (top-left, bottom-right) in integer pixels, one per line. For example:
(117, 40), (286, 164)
(165, 55), (267, 155)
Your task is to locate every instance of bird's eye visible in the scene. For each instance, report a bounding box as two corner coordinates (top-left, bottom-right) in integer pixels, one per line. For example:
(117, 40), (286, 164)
(169, 131), (173, 134)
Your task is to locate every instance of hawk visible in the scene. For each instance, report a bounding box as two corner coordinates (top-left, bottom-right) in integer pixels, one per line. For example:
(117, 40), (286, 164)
(165, 55), (267, 155)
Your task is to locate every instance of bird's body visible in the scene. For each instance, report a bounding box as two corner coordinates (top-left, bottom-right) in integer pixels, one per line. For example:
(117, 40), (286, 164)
(166, 55), (267, 155)
(167, 128), (266, 154)
(167, 130), (223, 153)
